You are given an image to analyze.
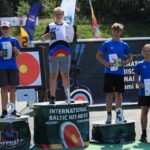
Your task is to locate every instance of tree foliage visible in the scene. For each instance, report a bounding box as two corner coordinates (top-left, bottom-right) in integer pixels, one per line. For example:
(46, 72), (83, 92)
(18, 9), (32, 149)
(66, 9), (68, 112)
(1, 0), (150, 23)
(17, 1), (30, 17)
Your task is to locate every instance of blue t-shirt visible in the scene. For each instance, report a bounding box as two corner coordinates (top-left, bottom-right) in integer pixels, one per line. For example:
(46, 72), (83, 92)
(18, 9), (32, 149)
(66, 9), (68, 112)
(98, 40), (132, 75)
(0, 36), (21, 69)
(134, 61), (150, 96)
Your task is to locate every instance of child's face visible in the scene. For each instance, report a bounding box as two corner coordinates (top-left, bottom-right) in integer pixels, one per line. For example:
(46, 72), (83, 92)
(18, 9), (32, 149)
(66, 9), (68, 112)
(55, 10), (64, 21)
(111, 28), (123, 37)
(142, 46), (150, 59)
(1, 27), (10, 35)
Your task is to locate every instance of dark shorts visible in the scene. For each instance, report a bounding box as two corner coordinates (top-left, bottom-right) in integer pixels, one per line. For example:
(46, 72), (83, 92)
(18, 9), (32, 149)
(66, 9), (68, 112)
(138, 96), (150, 106)
(103, 73), (124, 93)
(0, 70), (20, 86)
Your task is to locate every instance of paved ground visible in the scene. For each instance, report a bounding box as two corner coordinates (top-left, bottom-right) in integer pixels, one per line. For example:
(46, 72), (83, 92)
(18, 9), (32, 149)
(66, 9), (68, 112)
(0, 100), (150, 145)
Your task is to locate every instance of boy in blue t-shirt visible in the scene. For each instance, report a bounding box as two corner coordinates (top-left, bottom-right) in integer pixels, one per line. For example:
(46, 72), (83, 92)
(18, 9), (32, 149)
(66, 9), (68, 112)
(96, 23), (133, 124)
(134, 44), (150, 143)
(0, 21), (21, 118)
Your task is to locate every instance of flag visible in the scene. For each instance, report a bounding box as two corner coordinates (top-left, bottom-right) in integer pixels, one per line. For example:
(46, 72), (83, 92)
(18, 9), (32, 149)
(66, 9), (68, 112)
(20, 27), (28, 37)
(25, 2), (40, 41)
(61, 0), (76, 26)
(89, 0), (102, 38)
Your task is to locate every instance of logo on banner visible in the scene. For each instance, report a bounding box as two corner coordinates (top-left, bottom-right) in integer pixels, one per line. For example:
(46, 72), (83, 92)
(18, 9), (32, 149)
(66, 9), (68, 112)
(49, 41), (71, 57)
(0, 128), (23, 149)
(60, 122), (84, 148)
(16, 52), (42, 86)
(71, 89), (93, 105)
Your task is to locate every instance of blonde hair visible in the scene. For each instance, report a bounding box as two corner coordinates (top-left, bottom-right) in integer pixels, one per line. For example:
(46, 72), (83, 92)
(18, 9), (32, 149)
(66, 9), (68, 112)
(54, 7), (64, 14)
(111, 23), (124, 30)
(142, 44), (150, 51)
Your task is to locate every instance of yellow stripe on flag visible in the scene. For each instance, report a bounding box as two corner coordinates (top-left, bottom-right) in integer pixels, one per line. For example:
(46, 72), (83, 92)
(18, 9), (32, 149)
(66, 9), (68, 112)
(20, 27), (28, 37)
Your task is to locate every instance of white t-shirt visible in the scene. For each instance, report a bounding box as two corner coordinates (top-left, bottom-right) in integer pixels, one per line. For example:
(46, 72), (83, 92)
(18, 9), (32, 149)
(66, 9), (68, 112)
(48, 22), (74, 45)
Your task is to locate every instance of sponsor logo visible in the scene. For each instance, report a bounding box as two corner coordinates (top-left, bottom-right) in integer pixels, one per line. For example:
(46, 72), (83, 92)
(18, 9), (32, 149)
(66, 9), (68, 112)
(0, 128), (23, 149)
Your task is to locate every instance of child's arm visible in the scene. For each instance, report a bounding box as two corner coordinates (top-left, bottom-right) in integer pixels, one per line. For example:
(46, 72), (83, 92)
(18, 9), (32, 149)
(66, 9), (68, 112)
(96, 51), (114, 67)
(121, 54), (133, 66)
(134, 74), (144, 88)
(40, 33), (51, 42)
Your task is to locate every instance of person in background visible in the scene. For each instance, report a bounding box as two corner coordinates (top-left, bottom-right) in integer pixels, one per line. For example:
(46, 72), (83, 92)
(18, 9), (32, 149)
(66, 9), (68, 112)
(41, 7), (74, 104)
(0, 21), (21, 118)
(134, 44), (150, 143)
(96, 23), (133, 124)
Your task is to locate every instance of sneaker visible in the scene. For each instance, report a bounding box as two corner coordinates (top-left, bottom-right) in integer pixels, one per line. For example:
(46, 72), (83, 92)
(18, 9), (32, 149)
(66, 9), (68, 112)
(140, 135), (148, 143)
(49, 96), (55, 104)
(116, 108), (125, 124)
(12, 110), (20, 117)
(0, 110), (7, 118)
(105, 115), (112, 124)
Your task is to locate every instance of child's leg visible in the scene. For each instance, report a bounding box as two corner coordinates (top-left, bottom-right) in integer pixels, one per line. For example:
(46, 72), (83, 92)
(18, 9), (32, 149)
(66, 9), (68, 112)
(115, 92), (125, 123)
(141, 106), (149, 137)
(9, 85), (16, 104)
(1, 86), (9, 111)
(106, 92), (114, 112)
(105, 92), (114, 124)
(114, 92), (122, 108)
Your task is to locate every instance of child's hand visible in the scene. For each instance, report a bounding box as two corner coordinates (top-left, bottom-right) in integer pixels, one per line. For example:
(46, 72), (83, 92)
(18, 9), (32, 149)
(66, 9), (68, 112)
(138, 83), (145, 88)
(105, 62), (114, 67)
(40, 33), (51, 42)
(40, 36), (46, 42)
(120, 60), (126, 66)
(13, 47), (21, 57)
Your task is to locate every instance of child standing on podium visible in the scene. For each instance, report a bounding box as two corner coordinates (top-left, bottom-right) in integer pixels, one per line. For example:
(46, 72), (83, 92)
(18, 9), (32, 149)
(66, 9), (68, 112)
(96, 23), (133, 124)
(134, 44), (150, 143)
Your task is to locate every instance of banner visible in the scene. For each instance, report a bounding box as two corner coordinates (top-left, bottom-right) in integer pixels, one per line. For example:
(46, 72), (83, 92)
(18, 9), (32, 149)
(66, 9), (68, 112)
(0, 119), (30, 149)
(0, 17), (38, 27)
(21, 27), (28, 37)
(89, 0), (101, 38)
(25, 2), (40, 40)
(34, 102), (89, 148)
(61, 0), (76, 26)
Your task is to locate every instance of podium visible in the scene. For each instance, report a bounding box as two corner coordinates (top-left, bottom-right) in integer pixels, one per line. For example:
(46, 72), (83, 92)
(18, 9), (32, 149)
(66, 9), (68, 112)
(0, 116), (31, 150)
(33, 101), (89, 149)
(91, 120), (136, 144)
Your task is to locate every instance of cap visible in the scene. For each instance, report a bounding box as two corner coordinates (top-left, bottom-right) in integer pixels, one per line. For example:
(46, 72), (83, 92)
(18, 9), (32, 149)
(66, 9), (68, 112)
(1, 21), (10, 27)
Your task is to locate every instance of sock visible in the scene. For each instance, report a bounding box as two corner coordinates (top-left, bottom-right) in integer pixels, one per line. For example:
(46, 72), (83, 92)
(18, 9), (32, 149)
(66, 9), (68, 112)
(107, 111), (112, 116)
(65, 88), (70, 103)
(142, 130), (147, 137)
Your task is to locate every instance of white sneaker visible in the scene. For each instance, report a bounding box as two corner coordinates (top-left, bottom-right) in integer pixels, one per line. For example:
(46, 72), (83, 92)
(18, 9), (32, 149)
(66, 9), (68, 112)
(116, 108), (125, 124)
(105, 115), (112, 124)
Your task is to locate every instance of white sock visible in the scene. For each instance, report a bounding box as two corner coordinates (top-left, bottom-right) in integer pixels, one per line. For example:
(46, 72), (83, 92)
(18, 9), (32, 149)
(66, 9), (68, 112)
(65, 88), (70, 103)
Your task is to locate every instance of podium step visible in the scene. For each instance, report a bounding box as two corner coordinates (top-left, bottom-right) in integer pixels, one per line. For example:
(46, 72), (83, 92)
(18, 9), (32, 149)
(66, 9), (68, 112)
(91, 120), (136, 144)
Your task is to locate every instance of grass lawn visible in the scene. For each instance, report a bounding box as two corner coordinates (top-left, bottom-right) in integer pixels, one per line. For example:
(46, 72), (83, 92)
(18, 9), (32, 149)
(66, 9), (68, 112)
(10, 18), (150, 40)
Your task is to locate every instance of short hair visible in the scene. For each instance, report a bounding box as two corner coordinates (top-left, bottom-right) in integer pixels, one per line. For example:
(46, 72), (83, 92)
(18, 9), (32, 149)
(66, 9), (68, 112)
(54, 7), (64, 14)
(111, 23), (124, 30)
(142, 44), (150, 51)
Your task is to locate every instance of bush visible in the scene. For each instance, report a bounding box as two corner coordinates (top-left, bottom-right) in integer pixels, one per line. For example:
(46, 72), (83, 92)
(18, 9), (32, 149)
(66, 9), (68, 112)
(17, 1), (30, 17)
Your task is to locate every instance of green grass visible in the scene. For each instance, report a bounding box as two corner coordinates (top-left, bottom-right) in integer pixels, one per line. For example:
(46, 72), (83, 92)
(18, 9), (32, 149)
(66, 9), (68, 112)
(10, 18), (150, 40)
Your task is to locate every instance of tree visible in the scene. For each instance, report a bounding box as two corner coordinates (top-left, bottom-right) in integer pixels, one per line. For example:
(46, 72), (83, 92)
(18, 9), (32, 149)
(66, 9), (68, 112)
(0, 0), (14, 17)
